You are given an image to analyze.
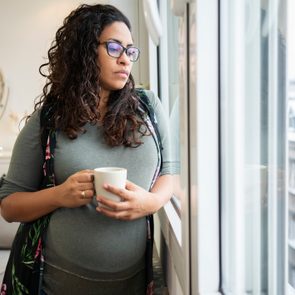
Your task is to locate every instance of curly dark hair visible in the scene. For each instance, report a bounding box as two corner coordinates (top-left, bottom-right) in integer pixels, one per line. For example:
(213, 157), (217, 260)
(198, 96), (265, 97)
(33, 4), (148, 147)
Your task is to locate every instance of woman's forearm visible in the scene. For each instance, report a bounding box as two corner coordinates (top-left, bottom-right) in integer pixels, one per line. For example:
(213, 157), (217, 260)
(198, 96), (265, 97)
(150, 174), (173, 212)
(1, 170), (95, 223)
(0, 186), (62, 223)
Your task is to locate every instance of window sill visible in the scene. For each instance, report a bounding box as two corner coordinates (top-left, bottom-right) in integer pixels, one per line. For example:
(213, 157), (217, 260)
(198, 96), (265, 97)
(157, 200), (185, 291)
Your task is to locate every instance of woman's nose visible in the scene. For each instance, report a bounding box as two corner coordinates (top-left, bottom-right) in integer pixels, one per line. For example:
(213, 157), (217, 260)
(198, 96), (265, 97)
(117, 51), (131, 65)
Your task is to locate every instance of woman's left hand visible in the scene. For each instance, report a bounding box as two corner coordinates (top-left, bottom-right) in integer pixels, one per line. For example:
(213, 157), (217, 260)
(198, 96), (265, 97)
(95, 180), (160, 220)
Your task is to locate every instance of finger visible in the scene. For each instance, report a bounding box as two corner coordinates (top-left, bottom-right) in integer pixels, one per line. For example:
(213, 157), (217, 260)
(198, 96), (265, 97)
(76, 173), (94, 183)
(84, 189), (95, 198)
(77, 169), (94, 174)
(103, 184), (130, 200)
(80, 189), (94, 200)
(79, 183), (95, 191)
(97, 196), (129, 210)
(125, 180), (139, 191)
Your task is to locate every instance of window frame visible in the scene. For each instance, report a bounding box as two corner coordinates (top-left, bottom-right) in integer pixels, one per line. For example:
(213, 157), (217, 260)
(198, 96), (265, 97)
(152, 1), (221, 294)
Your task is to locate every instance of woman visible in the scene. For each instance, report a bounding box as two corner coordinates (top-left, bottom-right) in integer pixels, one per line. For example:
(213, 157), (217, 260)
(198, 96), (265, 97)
(0, 4), (176, 295)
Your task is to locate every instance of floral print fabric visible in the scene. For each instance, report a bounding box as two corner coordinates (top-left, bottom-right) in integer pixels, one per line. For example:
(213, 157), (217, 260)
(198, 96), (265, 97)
(0, 129), (56, 295)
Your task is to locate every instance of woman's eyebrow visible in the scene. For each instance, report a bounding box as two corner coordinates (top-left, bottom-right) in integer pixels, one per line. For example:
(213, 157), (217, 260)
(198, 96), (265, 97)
(108, 38), (134, 47)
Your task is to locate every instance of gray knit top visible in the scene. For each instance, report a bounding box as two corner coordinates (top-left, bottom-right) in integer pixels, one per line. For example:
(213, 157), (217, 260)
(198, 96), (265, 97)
(0, 90), (178, 294)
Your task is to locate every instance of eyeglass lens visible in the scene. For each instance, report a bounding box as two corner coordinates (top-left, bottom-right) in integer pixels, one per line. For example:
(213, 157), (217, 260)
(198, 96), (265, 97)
(106, 42), (139, 62)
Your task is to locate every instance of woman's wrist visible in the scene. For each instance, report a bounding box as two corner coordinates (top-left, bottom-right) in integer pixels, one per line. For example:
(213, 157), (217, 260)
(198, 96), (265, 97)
(50, 185), (65, 208)
(147, 192), (165, 214)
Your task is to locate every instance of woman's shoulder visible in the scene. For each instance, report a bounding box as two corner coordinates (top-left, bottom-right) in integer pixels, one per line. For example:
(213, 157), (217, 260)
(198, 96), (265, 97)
(20, 105), (55, 140)
(24, 109), (42, 129)
(135, 88), (160, 109)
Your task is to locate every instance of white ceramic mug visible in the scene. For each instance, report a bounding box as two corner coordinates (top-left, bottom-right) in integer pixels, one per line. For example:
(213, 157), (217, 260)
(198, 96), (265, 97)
(94, 167), (127, 207)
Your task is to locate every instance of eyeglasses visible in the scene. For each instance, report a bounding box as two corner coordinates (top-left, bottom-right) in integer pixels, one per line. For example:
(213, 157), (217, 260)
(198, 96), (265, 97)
(99, 41), (140, 62)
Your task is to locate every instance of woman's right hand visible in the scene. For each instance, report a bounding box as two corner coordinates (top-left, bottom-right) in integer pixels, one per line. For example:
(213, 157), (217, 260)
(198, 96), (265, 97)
(1, 169), (95, 223)
(56, 170), (95, 208)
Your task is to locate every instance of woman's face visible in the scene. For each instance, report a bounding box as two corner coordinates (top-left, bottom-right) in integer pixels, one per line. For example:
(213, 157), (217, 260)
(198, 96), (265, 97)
(97, 21), (134, 97)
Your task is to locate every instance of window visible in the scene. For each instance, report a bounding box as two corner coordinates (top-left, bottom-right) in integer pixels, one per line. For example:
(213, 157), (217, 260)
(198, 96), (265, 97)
(220, 1), (287, 293)
(157, 1), (220, 293)
(288, 0), (295, 291)
(158, 1), (182, 216)
(156, 2), (190, 293)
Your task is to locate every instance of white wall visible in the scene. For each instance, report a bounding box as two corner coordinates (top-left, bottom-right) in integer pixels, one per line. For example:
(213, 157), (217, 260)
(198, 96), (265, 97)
(0, 0), (148, 150)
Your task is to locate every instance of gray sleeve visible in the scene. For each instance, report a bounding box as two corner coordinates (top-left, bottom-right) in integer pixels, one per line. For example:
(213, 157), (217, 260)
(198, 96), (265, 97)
(0, 110), (44, 200)
(144, 90), (180, 175)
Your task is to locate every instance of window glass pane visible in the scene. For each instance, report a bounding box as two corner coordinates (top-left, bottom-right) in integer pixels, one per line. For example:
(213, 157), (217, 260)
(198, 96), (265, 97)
(220, 1), (287, 294)
(167, 11), (181, 212)
(156, 4), (190, 289)
(288, 0), (295, 289)
(159, 4), (184, 216)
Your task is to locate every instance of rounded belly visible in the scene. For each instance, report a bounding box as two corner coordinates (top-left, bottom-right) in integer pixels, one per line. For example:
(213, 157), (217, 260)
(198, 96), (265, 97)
(44, 205), (147, 278)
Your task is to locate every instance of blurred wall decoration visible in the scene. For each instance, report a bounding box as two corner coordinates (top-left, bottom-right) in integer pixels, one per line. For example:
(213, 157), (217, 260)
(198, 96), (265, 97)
(0, 69), (8, 121)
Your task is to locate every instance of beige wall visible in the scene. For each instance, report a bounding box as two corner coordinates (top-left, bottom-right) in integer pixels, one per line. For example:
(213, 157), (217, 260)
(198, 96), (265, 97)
(0, 0), (148, 150)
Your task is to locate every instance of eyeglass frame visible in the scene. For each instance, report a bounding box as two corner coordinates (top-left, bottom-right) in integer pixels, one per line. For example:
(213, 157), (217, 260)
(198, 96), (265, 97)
(98, 41), (140, 62)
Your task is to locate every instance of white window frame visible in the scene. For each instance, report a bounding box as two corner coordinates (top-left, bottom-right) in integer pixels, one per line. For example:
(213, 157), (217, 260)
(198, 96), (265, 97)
(153, 0), (190, 293)
(148, 0), (220, 294)
(188, 0), (220, 294)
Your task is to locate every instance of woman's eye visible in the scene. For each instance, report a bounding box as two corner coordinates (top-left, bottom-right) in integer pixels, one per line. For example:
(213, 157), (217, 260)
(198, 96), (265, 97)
(108, 43), (122, 55)
(127, 48), (136, 56)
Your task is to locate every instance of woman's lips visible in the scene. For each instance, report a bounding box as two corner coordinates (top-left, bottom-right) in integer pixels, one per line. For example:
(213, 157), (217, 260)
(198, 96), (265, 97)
(114, 71), (129, 78)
